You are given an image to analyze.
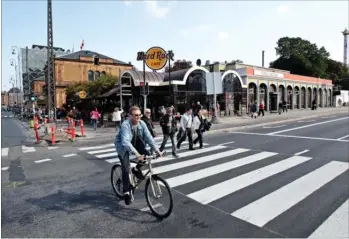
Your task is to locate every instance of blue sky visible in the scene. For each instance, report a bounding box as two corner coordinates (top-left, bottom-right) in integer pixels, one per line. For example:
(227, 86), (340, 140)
(1, 0), (348, 91)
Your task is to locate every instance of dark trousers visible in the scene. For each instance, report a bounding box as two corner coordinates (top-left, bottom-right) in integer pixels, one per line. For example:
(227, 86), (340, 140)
(159, 133), (176, 154)
(259, 109), (265, 116)
(193, 130), (203, 148)
(115, 121), (121, 131)
(118, 152), (131, 193)
(177, 128), (193, 149)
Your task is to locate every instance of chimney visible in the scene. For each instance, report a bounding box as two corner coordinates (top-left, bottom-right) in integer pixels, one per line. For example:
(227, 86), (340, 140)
(262, 50), (265, 67)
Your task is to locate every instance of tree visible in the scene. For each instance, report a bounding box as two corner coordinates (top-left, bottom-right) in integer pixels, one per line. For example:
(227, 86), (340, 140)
(65, 74), (118, 100)
(270, 37), (330, 78)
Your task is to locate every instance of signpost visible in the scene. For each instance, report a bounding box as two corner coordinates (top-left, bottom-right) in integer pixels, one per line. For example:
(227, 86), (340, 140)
(206, 72), (223, 124)
(79, 90), (86, 99)
(137, 47), (174, 113)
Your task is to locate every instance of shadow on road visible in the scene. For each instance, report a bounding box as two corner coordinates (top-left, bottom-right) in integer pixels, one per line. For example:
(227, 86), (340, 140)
(25, 189), (161, 224)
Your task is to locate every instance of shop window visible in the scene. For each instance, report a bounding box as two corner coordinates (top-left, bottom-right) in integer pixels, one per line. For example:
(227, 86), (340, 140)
(88, 70), (94, 81)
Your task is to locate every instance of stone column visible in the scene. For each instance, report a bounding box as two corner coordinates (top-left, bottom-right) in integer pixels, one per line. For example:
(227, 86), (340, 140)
(256, 85), (260, 105)
(266, 87), (270, 112)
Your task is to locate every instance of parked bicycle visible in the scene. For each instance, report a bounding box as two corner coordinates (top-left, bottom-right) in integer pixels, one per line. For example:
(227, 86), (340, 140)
(111, 152), (173, 219)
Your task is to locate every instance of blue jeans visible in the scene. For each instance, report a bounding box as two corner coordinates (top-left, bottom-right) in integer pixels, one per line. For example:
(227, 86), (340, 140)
(92, 119), (97, 130)
(119, 152), (131, 193)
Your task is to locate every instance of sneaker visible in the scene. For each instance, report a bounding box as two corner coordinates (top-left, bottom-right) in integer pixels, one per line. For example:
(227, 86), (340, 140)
(124, 192), (132, 205)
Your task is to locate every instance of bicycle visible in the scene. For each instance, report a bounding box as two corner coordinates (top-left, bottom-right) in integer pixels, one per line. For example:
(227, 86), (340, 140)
(111, 152), (173, 219)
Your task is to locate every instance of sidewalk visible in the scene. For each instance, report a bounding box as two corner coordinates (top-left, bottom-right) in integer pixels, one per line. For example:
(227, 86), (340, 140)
(68, 106), (348, 140)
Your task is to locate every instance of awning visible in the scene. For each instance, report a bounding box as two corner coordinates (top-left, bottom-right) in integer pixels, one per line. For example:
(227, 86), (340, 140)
(120, 70), (165, 86)
(98, 85), (121, 98)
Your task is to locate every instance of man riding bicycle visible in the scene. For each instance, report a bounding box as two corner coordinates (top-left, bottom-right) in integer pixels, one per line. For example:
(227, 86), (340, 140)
(114, 106), (163, 205)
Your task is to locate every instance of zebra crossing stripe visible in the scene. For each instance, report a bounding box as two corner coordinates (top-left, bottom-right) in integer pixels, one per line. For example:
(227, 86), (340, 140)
(1, 148), (9, 157)
(308, 199), (349, 238)
(187, 151), (287, 204)
(151, 147), (245, 175)
(231, 161), (348, 227)
(79, 144), (114, 151)
(87, 148), (115, 154)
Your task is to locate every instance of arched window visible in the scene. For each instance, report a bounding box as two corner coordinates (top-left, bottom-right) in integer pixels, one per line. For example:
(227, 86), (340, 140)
(95, 71), (100, 79)
(101, 71), (106, 77)
(88, 70), (94, 81)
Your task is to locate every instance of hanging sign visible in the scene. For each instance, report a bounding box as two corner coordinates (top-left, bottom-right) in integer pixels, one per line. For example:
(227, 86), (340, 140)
(137, 47), (173, 71)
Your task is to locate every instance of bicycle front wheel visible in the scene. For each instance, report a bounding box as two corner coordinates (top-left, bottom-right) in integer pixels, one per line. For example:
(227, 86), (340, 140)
(145, 175), (173, 219)
(111, 164), (124, 199)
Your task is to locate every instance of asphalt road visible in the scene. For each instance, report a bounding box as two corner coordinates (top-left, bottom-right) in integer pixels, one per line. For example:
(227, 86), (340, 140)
(1, 111), (348, 238)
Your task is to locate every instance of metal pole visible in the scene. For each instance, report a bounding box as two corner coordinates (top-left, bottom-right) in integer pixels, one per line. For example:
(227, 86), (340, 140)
(143, 59), (147, 114)
(262, 50), (265, 67)
(119, 68), (123, 110)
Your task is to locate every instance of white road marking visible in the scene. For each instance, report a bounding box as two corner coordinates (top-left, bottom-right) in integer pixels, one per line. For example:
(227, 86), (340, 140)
(105, 158), (120, 163)
(48, 146), (59, 150)
(34, 158), (52, 163)
(294, 149), (309, 156)
(230, 132), (349, 143)
(308, 199), (349, 238)
(297, 120), (315, 123)
(151, 145), (223, 165)
(2, 148), (9, 157)
(2, 167), (9, 171)
(321, 116), (336, 119)
(167, 151), (277, 188)
(263, 125), (287, 129)
(78, 144), (114, 151)
(188, 155), (311, 205)
(267, 117), (349, 135)
(88, 148), (115, 154)
(150, 148), (248, 175)
(231, 161), (348, 227)
(96, 152), (118, 158)
(22, 145), (36, 153)
(62, 153), (77, 158)
(218, 141), (235, 146)
(337, 135), (349, 140)
(140, 203), (162, 212)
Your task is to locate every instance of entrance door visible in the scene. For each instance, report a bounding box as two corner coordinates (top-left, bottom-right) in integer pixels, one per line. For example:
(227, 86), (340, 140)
(269, 93), (278, 111)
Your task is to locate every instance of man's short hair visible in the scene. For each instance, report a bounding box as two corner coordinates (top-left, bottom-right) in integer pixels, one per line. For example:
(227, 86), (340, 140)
(129, 106), (141, 115)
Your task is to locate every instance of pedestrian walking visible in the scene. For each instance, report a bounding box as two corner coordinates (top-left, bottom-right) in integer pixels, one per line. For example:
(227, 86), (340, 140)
(159, 107), (178, 157)
(193, 109), (205, 149)
(90, 108), (101, 130)
(112, 107), (123, 132)
(177, 108), (194, 150)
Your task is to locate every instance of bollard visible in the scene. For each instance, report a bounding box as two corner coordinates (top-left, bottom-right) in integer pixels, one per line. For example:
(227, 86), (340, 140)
(51, 125), (55, 145)
(80, 119), (85, 137)
(71, 121), (76, 141)
(34, 122), (41, 143)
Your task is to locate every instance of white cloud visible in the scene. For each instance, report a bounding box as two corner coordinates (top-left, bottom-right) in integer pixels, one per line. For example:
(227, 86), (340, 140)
(277, 5), (289, 14)
(218, 32), (229, 40)
(144, 1), (170, 19)
(179, 24), (214, 37)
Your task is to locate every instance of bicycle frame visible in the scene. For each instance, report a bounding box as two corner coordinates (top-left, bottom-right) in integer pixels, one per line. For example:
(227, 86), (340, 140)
(129, 157), (163, 198)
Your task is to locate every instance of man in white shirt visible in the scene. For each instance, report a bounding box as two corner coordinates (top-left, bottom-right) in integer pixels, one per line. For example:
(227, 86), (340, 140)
(112, 107), (123, 132)
(177, 108), (194, 150)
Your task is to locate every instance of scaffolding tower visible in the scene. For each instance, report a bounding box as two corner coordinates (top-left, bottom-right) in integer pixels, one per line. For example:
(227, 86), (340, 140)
(47, 0), (56, 120)
(342, 28), (349, 67)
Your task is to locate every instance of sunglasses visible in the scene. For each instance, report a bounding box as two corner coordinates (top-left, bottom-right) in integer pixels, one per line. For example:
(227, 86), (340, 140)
(133, 114), (141, 117)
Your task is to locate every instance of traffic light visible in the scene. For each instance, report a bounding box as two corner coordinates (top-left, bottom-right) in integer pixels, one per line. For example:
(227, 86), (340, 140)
(140, 82), (149, 95)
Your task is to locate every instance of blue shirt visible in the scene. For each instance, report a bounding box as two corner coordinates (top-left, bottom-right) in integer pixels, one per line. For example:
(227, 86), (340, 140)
(114, 119), (159, 157)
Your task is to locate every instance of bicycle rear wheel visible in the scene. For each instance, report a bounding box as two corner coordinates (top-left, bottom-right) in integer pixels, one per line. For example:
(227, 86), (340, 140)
(145, 175), (173, 219)
(111, 164), (124, 199)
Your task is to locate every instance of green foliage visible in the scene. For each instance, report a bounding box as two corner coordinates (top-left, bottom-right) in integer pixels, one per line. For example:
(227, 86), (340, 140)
(65, 74), (118, 100)
(270, 36), (349, 89)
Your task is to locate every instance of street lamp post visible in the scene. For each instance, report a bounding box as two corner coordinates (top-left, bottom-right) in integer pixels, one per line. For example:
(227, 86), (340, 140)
(9, 77), (15, 107)
(11, 46), (23, 119)
(10, 60), (19, 107)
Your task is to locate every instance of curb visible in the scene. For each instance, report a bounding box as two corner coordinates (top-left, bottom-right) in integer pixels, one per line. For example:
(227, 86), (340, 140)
(204, 110), (349, 135)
